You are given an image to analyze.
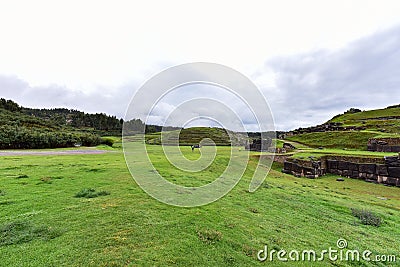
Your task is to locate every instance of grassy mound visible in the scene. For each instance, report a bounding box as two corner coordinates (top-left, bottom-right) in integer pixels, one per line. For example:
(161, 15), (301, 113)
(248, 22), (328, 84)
(286, 131), (377, 150)
(329, 105), (400, 133)
(286, 105), (400, 150)
(145, 127), (247, 146)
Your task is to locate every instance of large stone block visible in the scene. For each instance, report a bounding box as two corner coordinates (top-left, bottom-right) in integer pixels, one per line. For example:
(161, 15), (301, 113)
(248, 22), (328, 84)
(327, 160), (338, 170)
(385, 156), (400, 167)
(338, 161), (349, 170)
(284, 161), (293, 171)
(386, 177), (398, 186)
(376, 164), (388, 176)
(388, 167), (400, 178)
(351, 171), (359, 179)
(385, 146), (394, 152)
(293, 164), (303, 173)
(304, 167), (315, 175)
(367, 145), (375, 151)
(358, 164), (376, 174)
(377, 176), (386, 183)
(391, 146), (400, 152)
(348, 163), (358, 171)
(366, 173), (377, 180)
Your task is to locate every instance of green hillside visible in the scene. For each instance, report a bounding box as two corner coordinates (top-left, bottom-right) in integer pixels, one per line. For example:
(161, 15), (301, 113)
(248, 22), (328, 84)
(145, 127), (248, 146)
(286, 105), (400, 150)
(286, 131), (376, 150)
(0, 98), (122, 149)
(329, 105), (400, 133)
(0, 108), (102, 149)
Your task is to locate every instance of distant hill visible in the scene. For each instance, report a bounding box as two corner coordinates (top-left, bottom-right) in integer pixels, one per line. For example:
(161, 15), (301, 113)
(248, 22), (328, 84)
(0, 98), (192, 149)
(0, 98), (123, 135)
(145, 127), (249, 146)
(285, 105), (400, 150)
(328, 105), (400, 133)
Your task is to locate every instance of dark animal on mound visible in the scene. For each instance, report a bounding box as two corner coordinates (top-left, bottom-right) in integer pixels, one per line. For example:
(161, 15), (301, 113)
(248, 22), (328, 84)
(191, 144), (201, 151)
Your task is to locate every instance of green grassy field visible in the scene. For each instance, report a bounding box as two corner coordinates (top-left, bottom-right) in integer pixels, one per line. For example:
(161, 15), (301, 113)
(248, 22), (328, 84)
(1, 141), (400, 266)
(289, 148), (398, 160)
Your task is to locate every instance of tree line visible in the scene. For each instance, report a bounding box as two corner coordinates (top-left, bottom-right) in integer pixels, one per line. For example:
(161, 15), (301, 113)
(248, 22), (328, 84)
(22, 107), (123, 135)
(0, 98), (182, 149)
(0, 125), (102, 149)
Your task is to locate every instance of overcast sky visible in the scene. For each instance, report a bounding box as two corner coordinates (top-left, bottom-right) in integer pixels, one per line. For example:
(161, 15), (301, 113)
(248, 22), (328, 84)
(0, 0), (399, 131)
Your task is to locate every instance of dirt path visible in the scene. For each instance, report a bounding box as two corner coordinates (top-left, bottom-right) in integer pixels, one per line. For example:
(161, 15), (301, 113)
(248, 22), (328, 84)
(0, 149), (111, 156)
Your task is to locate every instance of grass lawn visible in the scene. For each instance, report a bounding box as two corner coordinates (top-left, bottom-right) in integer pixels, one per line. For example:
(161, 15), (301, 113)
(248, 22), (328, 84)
(290, 148), (398, 160)
(0, 142), (399, 266)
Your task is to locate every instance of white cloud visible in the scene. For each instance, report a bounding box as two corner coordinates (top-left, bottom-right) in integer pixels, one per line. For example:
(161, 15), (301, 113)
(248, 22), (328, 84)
(259, 25), (400, 130)
(0, 1), (400, 130)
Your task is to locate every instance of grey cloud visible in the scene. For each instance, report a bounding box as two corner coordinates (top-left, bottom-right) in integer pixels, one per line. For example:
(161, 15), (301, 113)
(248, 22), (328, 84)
(261, 25), (400, 130)
(0, 75), (30, 95)
(0, 74), (137, 118)
(1, 25), (399, 132)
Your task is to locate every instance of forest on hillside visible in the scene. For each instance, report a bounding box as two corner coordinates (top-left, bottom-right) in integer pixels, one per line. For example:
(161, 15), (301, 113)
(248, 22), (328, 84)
(0, 98), (121, 149)
(0, 98), (184, 149)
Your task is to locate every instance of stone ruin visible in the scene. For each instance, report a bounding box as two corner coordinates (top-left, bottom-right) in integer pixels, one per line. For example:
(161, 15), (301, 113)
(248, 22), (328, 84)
(283, 143), (296, 150)
(282, 157), (326, 179)
(274, 143), (296, 154)
(284, 122), (366, 137)
(245, 138), (272, 152)
(282, 154), (400, 187)
(367, 138), (400, 152)
(244, 139), (296, 153)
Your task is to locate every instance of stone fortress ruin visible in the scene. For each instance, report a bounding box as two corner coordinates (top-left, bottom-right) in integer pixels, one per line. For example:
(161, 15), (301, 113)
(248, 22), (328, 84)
(282, 137), (400, 187)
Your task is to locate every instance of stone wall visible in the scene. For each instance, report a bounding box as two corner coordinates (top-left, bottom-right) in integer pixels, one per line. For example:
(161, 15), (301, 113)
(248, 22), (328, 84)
(282, 158), (326, 179)
(367, 138), (400, 152)
(282, 154), (400, 187)
(285, 122), (366, 137)
(245, 138), (272, 152)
